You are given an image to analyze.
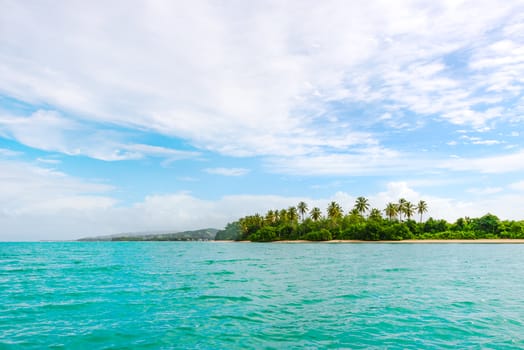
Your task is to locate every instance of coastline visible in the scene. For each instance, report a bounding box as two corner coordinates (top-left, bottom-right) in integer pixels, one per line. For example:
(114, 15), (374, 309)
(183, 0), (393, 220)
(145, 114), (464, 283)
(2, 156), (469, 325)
(266, 239), (524, 244)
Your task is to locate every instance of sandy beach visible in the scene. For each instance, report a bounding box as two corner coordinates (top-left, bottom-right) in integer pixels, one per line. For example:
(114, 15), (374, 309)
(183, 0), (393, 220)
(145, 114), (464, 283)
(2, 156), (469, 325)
(268, 239), (524, 244)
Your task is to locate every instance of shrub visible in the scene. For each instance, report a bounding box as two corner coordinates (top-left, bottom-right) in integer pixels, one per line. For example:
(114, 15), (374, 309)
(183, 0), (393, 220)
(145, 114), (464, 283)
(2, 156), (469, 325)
(304, 229), (332, 241)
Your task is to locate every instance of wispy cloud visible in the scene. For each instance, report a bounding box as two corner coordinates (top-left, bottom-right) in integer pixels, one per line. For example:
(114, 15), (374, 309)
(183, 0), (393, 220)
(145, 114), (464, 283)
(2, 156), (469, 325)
(36, 157), (61, 164)
(0, 110), (199, 162)
(0, 148), (22, 157)
(440, 149), (524, 173)
(177, 176), (199, 182)
(459, 135), (503, 146)
(267, 146), (422, 176)
(471, 140), (502, 146)
(509, 180), (524, 191)
(204, 167), (250, 176)
(268, 146), (524, 176)
(466, 187), (503, 195)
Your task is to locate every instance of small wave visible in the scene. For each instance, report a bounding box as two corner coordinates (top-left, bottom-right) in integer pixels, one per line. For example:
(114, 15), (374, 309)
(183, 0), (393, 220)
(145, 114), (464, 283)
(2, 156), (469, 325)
(203, 258), (259, 265)
(383, 267), (411, 272)
(207, 270), (235, 276)
(198, 295), (252, 302)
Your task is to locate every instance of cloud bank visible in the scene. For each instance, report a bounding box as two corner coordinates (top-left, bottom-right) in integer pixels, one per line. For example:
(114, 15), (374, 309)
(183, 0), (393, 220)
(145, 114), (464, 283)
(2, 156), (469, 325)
(1, 1), (522, 165)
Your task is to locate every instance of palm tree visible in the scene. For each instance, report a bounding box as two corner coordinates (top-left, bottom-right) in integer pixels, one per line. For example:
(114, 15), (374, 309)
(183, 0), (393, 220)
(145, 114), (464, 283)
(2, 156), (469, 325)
(239, 214), (264, 239)
(384, 202), (398, 221)
(288, 206), (298, 223)
(310, 207), (322, 221)
(279, 209), (288, 224)
(265, 210), (275, 224)
(273, 210), (280, 223)
(369, 208), (382, 221)
(398, 198), (407, 221)
(327, 201), (343, 221)
(297, 201), (308, 222)
(253, 213), (263, 226)
(404, 201), (415, 221)
(416, 200), (428, 223)
(354, 196), (370, 217)
(349, 208), (361, 216)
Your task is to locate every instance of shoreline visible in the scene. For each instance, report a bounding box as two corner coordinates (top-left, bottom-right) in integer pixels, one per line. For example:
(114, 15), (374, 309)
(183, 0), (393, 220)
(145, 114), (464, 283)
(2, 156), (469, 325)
(259, 239), (524, 244)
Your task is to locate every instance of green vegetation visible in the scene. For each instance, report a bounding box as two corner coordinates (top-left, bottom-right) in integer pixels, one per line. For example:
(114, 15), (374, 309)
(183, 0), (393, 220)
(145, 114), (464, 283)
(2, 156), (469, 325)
(215, 222), (241, 240)
(220, 198), (524, 242)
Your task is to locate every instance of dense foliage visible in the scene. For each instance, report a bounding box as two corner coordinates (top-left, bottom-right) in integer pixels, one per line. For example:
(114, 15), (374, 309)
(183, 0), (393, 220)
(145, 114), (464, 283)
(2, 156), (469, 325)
(220, 198), (524, 242)
(215, 222), (241, 240)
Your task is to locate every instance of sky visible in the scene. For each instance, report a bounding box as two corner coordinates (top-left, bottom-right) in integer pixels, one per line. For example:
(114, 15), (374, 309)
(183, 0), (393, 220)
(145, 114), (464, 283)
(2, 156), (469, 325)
(1, 0), (524, 241)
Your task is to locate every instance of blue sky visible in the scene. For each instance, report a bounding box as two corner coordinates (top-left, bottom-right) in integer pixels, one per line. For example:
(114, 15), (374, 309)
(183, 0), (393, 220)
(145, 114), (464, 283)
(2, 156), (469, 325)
(1, 0), (524, 240)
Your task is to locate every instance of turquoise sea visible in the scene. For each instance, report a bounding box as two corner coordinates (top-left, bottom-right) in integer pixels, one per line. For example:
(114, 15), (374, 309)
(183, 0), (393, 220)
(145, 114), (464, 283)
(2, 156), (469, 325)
(1, 242), (524, 349)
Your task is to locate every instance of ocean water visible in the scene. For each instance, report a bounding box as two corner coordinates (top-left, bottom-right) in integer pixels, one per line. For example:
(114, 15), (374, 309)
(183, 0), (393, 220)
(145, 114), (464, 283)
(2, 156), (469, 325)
(1, 242), (523, 349)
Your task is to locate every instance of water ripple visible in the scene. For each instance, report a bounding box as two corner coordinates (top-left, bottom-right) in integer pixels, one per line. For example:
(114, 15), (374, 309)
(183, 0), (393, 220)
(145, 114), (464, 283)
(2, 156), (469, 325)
(1, 242), (524, 349)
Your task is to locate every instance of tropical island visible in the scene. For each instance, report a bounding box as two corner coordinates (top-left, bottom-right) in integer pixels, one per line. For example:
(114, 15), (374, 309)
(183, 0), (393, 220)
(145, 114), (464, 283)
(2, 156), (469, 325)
(215, 198), (524, 242)
(77, 198), (524, 242)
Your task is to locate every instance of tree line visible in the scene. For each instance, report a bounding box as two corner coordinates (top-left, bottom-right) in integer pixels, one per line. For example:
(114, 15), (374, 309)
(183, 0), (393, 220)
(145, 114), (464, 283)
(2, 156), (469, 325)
(215, 197), (524, 241)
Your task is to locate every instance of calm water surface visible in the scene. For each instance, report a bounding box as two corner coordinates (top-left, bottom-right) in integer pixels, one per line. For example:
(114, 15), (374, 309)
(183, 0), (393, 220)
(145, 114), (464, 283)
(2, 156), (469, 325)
(1, 242), (523, 349)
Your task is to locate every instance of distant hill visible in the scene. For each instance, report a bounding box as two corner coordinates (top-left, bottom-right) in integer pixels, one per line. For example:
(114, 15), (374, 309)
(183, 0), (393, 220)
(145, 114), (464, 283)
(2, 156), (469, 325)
(78, 228), (219, 241)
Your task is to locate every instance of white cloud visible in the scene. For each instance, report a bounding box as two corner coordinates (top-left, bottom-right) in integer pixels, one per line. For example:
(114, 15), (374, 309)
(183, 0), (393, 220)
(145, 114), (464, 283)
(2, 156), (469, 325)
(459, 135), (502, 145)
(0, 148), (22, 157)
(0, 110), (77, 154)
(36, 157), (61, 164)
(0, 110), (199, 161)
(466, 187), (503, 195)
(204, 167), (250, 176)
(404, 177), (466, 188)
(509, 180), (524, 191)
(267, 146), (427, 176)
(0, 160), (114, 214)
(471, 140), (501, 146)
(0, 0), (521, 161)
(440, 149), (524, 173)
(0, 160), (117, 241)
(460, 135), (481, 142)
(267, 144), (524, 176)
(176, 176), (199, 182)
